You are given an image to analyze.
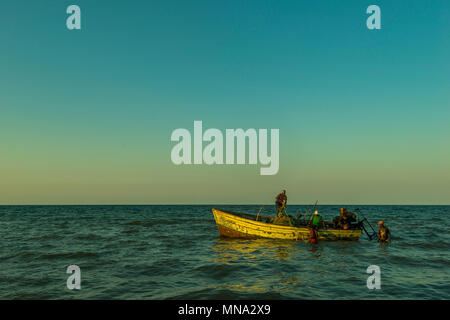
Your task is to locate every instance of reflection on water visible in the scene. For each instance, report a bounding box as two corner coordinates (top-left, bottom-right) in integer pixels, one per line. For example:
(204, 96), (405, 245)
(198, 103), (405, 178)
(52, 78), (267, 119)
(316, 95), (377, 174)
(211, 237), (321, 295)
(213, 237), (301, 263)
(308, 244), (321, 257)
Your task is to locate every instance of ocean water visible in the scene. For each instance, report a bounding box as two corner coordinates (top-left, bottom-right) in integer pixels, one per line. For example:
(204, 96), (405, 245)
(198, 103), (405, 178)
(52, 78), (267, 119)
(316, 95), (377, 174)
(0, 205), (449, 300)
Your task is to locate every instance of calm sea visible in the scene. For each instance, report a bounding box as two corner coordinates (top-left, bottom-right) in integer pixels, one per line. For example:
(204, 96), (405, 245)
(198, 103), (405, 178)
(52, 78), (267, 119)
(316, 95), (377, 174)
(0, 205), (449, 299)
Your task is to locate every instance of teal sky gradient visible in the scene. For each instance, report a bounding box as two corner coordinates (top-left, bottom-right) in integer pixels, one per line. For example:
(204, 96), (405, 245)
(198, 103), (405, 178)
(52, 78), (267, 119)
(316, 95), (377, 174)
(1, 1), (449, 204)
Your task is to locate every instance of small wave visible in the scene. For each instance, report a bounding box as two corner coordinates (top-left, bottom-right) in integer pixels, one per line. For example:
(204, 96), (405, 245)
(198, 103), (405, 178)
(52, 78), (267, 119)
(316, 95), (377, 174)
(122, 229), (140, 234)
(39, 251), (99, 260)
(144, 218), (187, 226)
(193, 263), (251, 280)
(74, 234), (106, 241)
(126, 221), (142, 226)
(166, 287), (285, 300)
(138, 258), (183, 277)
(39, 234), (65, 240)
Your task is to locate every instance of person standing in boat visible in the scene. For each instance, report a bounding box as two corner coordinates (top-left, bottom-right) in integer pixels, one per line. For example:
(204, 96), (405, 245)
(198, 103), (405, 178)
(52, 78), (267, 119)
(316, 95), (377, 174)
(275, 190), (287, 216)
(378, 221), (391, 243)
(309, 210), (326, 230)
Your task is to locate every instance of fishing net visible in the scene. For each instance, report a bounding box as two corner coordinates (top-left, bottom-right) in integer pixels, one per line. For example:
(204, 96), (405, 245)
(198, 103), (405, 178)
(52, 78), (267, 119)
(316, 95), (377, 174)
(271, 214), (294, 226)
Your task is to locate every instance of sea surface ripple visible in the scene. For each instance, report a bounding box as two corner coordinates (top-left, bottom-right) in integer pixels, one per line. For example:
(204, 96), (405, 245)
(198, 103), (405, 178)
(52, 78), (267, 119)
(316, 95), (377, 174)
(0, 205), (449, 299)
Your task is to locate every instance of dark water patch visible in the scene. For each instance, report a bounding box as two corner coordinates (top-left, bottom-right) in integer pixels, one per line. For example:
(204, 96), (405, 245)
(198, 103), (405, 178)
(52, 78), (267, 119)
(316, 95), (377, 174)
(39, 251), (99, 260)
(38, 233), (65, 240)
(137, 258), (184, 277)
(163, 238), (200, 250)
(9, 251), (40, 260)
(74, 233), (106, 241)
(167, 288), (285, 300)
(122, 228), (140, 234)
(142, 218), (185, 226)
(126, 221), (142, 226)
(425, 257), (450, 267)
(193, 263), (247, 279)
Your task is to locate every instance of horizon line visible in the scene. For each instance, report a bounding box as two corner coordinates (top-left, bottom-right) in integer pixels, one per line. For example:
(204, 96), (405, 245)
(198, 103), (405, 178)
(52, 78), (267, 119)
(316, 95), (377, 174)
(0, 203), (448, 206)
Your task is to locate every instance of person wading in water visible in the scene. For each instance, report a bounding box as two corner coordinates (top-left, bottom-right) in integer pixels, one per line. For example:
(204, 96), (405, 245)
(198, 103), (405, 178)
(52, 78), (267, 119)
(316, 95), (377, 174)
(275, 190), (287, 217)
(308, 210), (326, 243)
(378, 221), (391, 243)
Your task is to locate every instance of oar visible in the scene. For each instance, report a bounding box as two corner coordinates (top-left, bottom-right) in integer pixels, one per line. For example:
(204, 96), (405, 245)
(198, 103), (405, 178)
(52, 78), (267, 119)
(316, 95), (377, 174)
(256, 205), (264, 221)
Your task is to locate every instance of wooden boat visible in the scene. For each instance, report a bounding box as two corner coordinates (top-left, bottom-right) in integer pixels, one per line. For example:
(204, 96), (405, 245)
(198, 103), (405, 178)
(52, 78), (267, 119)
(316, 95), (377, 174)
(212, 208), (362, 241)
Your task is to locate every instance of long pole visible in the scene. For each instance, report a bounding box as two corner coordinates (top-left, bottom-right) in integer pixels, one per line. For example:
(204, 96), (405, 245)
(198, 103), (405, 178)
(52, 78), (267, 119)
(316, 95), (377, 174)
(304, 200), (318, 222)
(256, 205), (264, 221)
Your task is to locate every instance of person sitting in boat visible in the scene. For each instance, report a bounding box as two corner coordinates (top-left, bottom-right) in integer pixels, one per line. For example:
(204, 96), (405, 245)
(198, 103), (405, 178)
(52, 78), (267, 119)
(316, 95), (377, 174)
(341, 208), (356, 223)
(275, 190), (287, 216)
(378, 221), (391, 243)
(333, 215), (344, 229)
(333, 208), (357, 229)
(309, 210), (326, 230)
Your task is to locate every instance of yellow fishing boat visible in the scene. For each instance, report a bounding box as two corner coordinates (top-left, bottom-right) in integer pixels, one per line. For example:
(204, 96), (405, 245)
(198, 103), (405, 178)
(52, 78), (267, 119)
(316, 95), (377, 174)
(212, 208), (362, 241)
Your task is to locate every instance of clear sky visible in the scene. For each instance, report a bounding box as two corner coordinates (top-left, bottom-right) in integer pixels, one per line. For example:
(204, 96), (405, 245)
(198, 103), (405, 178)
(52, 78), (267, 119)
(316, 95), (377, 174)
(1, 0), (449, 204)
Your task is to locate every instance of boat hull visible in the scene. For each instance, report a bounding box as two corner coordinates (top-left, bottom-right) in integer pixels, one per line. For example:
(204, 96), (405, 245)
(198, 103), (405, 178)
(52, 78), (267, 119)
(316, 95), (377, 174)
(212, 208), (362, 241)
